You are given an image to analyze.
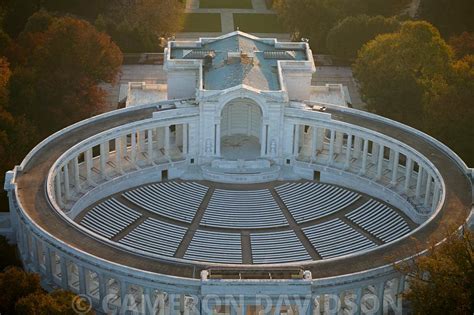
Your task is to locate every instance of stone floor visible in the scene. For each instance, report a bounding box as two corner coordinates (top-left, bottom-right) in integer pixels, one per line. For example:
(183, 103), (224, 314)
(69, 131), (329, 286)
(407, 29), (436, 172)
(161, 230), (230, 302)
(221, 134), (261, 160)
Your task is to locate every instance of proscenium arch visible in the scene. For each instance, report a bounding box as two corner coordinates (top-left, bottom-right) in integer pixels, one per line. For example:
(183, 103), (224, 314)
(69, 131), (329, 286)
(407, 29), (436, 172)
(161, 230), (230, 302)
(219, 97), (265, 160)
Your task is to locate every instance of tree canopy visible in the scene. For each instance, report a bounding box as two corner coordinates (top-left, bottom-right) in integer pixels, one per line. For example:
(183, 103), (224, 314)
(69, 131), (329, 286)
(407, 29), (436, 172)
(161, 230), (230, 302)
(353, 21), (453, 126)
(423, 55), (474, 165)
(397, 228), (474, 314)
(327, 15), (400, 60)
(419, 0), (474, 37)
(273, 0), (410, 51)
(449, 32), (474, 59)
(95, 0), (184, 53)
(7, 12), (122, 133)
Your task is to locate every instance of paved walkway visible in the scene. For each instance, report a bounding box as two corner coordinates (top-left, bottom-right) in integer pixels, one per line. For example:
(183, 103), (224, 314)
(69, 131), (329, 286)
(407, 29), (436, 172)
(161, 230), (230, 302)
(182, 0), (289, 39)
(185, 0), (274, 14)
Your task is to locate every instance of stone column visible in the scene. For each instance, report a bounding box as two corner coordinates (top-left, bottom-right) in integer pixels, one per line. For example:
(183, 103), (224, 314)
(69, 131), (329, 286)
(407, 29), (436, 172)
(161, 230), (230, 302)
(360, 139), (369, 175)
(63, 163), (70, 200)
(404, 157), (412, 193)
(353, 287), (363, 315)
(78, 265), (86, 294)
(376, 144), (385, 180)
(344, 133), (353, 170)
(424, 173), (432, 207)
(375, 282), (385, 315)
(85, 149), (93, 183)
(311, 127), (318, 160)
(432, 182), (441, 212)
(100, 142), (107, 178)
(391, 151), (400, 185)
(74, 156), (81, 192)
(353, 137), (362, 158)
(120, 279), (128, 305)
(44, 246), (53, 283)
(131, 132), (137, 163)
(115, 138), (123, 173)
(165, 126), (170, 156)
(55, 173), (63, 207)
(260, 124), (267, 157)
(60, 256), (68, 289)
(182, 124), (188, 155)
(328, 129), (335, 165)
(215, 123), (221, 156)
(415, 165), (423, 200)
(147, 129), (154, 163)
(334, 131), (344, 154)
(98, 273), (106, 305)
(293, 124), (300, 156)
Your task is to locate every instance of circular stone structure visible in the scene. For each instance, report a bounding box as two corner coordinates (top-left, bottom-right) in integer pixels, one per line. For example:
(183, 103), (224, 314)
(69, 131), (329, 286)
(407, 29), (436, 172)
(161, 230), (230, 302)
(2, 32), (473, 315)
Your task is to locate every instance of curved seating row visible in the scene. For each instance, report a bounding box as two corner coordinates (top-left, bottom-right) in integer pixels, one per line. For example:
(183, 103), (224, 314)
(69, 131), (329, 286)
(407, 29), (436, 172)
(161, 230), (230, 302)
(303, 219), (376, 259)
(201, 189), (288, 229)
(123, 181), (208, 223)
(275, 182), (360, 223)
(346, 200), (411, 243)
(80, 198), (141, 239)
(118, 218), (187, 257)
(250, 230), (311, 264)
(184, 229), (242, 263)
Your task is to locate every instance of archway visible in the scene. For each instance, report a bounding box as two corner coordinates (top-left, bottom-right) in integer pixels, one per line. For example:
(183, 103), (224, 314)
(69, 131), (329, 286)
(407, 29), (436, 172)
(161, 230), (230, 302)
(220, 98), (263, 160)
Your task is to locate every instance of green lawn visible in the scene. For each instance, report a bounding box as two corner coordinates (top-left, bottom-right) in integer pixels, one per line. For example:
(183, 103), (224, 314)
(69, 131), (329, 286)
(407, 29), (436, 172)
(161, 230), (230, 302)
(182, 13), (222, 32)
(199, 0), (253, 9)
(233, 14), (285, 33)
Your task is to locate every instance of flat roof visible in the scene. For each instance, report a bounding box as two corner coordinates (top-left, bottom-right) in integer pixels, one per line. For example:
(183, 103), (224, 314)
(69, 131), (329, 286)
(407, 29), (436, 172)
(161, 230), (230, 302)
(15, 105), (472, 279)
(170, 34), (307, 91)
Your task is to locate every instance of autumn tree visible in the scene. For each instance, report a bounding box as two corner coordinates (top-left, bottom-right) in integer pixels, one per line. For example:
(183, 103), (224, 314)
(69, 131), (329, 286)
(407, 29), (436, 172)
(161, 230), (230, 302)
(397, 228), (474, 314)
(0, 267), (43, 314)
(15, 289), (94, 315)
(353, 21), (453, 127)
(273, 0), (342, 51)
(423, 55), (474, 166)
(8, 12), (122, 134)
(327, 15), (400, 60)
(449, 32), (474, 59)
(95, 0), (184, 53)
(273, 0), (410, 51)
(419, 0), (474, 37)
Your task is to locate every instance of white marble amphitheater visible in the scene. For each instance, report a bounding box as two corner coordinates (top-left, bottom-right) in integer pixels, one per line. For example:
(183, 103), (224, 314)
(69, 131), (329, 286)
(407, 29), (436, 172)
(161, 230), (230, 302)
(1, 32), (473, 314)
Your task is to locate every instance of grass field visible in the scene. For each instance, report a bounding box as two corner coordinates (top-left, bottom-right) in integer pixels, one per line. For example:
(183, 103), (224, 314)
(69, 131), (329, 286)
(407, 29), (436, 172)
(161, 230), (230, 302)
(233, 14), (285, 33)
(182, 13), (222, 32)
(199, 0), (253, 9)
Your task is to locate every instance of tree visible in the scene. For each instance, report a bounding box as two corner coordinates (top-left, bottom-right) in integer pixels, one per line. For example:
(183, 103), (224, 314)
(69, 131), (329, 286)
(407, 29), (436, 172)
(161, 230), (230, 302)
(353, 21), (453, 127)
(273, 0), (342, 51)
(0, 267), (42, 314)
(8, 12), (122, 133)
(449, 32), (474, 59)
(327, 15), (400, 60)
(419, 0), (474, 37)
(0, 236), (21, 270)
(15, 290), (94, 315)
(423, 55), (474, 166)
(397, 228), (474, 314)
(95, 0), (184, 53)
(273, 0), (410, 52)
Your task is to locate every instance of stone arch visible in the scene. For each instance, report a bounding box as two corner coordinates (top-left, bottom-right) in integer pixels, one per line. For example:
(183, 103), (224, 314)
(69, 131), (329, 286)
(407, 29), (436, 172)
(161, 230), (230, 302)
(219, 97), (264, 160)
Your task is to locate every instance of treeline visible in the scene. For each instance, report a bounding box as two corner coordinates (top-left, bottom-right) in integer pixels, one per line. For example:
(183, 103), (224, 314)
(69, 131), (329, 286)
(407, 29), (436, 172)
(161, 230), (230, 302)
(274, 0), (474, 166)
(1, 0), (184, 53)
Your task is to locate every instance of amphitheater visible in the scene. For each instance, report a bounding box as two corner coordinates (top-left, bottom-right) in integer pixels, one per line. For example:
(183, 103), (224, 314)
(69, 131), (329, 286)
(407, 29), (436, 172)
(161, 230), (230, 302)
(1, 32), (473, 314)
